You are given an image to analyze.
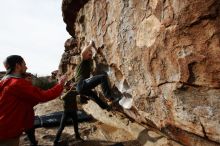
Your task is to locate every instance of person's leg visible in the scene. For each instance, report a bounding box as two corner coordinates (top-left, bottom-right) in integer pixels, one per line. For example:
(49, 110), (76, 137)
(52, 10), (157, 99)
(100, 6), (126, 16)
(71, 95), (81, 139)
(69, 110), (82, 140)
(82, 74), (112, 98)
(25, 128), (38, 146)
(54, 112), (68, 143)
(83, 90), (110, 109)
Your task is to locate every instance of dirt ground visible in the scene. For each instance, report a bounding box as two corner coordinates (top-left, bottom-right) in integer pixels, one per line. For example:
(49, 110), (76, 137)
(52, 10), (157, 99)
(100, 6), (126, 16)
(19, 98), (181, 146)
(19, 98), (141, 146)
(20, 120), (141, 146)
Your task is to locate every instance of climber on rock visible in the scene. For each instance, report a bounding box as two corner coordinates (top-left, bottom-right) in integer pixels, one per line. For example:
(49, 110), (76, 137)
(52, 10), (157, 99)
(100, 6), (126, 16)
(75, 40), (120, 110)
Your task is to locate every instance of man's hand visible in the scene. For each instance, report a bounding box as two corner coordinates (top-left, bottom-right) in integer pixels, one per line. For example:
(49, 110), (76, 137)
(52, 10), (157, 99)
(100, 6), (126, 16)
(58, 75), (67, 86)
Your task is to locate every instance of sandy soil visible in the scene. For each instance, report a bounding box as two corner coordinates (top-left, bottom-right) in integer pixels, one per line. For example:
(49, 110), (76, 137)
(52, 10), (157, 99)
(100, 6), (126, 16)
(20, 120), (141, 146)
(19, 98), (141, 146)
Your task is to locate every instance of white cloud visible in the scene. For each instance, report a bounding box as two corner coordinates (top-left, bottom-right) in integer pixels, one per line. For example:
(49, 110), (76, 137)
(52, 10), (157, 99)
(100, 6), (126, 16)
(0, 0), (70, 76)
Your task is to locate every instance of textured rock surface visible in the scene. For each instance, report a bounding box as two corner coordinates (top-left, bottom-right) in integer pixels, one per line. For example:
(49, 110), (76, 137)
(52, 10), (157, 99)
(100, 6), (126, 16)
(83, 100), (182, 146)
(60, 0), (220, 145)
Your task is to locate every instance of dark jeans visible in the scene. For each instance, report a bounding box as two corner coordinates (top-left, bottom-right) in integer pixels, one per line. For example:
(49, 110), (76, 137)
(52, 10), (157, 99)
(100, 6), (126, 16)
(54, 109), (80, 143)
(76, 74), (112, 109)
(25, 128), (37, 146)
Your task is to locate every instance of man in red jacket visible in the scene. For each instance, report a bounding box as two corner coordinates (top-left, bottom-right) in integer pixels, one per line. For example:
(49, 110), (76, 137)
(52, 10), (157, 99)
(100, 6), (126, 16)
(0, 55), (66, 146)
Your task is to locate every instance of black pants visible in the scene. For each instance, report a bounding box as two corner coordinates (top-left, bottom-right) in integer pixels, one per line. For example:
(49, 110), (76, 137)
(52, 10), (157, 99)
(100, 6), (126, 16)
(25, 128), (37, 146)
(54, 109), (80, 143)
(76, 74), (112, 109)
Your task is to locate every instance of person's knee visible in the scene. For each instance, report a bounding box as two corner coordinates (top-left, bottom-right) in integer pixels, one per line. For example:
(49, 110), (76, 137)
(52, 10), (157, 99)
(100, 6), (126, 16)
(100, 74), (108, 80)
(76, 87), (83, 94)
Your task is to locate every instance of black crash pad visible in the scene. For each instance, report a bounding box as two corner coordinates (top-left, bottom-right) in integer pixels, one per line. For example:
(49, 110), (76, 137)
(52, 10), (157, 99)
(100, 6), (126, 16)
(34, 110), (92, 128)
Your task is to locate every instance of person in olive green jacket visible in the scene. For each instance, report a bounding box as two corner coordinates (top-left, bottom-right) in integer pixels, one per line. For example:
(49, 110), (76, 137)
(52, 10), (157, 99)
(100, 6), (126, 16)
(75, 41), (120, 110)
(54, 82), (82, 145)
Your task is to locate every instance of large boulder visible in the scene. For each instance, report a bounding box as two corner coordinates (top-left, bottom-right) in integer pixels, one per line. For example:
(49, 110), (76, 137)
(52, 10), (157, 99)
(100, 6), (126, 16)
(60, 0), (220, 145)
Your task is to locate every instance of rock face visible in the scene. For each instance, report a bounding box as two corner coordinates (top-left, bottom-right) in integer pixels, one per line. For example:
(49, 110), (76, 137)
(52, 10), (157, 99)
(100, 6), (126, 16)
(60, 0), (220, 145)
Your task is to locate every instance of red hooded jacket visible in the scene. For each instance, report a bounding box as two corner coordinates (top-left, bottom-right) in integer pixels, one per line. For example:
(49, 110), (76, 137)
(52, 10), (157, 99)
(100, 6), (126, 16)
(0, 77), (63, 140)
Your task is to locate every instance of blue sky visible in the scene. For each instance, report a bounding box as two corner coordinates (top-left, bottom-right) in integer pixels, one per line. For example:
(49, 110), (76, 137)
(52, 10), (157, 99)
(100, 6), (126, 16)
(0, 0), (70, 76)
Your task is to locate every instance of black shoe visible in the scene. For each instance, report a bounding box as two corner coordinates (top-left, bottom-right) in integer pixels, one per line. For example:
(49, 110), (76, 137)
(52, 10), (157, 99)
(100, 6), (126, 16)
(54, 140), (68, 146)
(106, 105), (113, 111)
(53, 141), (59, 146)
(112, 96), (121, 103)
(108, 96), (121, 107)
(75, 136), (84, 141)
(103, 103), (113, 111)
